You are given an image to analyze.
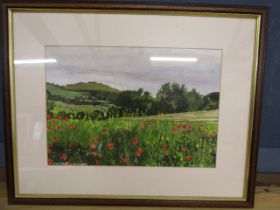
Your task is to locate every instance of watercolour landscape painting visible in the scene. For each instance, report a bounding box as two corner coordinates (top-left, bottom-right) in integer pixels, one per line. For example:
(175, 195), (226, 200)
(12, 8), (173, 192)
(46, 46), (222, 168)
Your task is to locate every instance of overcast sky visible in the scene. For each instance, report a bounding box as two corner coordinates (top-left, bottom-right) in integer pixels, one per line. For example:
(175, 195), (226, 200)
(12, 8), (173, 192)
(46, 46), (222, 96)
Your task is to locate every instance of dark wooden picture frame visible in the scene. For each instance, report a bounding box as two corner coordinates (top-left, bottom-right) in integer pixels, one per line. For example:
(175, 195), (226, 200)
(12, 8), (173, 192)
(1, 0), (268, 208)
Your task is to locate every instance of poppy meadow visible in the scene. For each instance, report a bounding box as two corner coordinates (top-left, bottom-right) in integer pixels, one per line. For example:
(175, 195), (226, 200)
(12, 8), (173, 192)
(47, 113), (217, 167)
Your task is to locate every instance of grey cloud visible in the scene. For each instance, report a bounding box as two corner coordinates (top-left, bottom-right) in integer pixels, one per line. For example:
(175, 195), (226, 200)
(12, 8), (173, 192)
(46, 46), (222, 95)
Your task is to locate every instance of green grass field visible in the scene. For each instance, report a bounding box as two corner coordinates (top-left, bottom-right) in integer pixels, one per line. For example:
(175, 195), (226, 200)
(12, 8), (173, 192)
(50, 100), (111, 113)
(47, 110), (218, 167)
(126, 110), (219, 122)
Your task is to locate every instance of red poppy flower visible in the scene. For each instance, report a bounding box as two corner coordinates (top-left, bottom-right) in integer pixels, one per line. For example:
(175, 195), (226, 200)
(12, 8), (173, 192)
(90, 152), (97, 156)
(67, 143), (74, 148)
(106, 142), (115, 150)
(181, 146), (187, 153)
(90, 144), (97, 149)
(48, 158), (53, 165)
(172, 127), (177, 132)
(47, 114), (51, 120)
(47, 125), (52, 131)
(136, 147), (143, 157)
(96, 137), (102, 142)
(51, 120), (56, 125)
(185, 155), (192, 161)
(48, 148), (52, 154)
(67, 124), (76, 129)
(131, 137), (139, 145)
(56, 126), (62, 131)
(59, 153), (67, 161)
(52, 135), (58, 142)
(64, 116), (69, 121)
(176, 125), (181, 129)
(122, 157), (129, 164)
(58, 115), (63, 120)
(102, 127), (109, 132)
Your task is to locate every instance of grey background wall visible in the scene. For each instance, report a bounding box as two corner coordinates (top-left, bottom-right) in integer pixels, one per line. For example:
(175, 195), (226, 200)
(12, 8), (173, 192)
(0, 0), (279, 172)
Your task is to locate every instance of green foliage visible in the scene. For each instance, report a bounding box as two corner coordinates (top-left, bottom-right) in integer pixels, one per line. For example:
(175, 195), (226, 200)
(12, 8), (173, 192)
(47, 81), (220, 119)
(201, 92), (220, 110)
(156, 82), (189, 113)
(187, 89), (203, 111)
(115, 88), (154, 116)
(47, 114), (217, 167)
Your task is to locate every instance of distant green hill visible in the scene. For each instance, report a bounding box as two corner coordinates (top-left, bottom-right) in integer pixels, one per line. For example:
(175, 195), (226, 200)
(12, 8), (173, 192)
(47, 83), (90, 99)
(64, 82), (119, 93)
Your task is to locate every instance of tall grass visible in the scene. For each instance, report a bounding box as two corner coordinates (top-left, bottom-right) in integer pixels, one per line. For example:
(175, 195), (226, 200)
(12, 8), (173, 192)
(47, 114), (217, 167)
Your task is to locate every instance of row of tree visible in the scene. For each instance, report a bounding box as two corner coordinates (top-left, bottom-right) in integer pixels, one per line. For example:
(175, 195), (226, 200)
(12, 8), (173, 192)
(47, 82), (219, 118)
(114, 82), (219, 115)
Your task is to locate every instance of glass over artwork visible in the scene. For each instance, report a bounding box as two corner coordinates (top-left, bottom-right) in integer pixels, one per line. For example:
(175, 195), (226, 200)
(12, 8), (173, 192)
(46, 46), (222, 167)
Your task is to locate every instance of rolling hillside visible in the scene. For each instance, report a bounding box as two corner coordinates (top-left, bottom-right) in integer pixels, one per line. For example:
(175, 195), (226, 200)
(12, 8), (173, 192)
(46, 83), (91, 99)
(64, 82), (120, 93)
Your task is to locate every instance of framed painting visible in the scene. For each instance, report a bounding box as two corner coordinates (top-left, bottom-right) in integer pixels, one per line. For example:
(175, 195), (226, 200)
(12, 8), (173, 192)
(1, 1), (268, 207)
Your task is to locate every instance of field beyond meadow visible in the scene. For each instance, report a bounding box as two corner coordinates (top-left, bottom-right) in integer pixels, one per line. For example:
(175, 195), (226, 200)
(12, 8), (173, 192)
(47, 111), (218, 168)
